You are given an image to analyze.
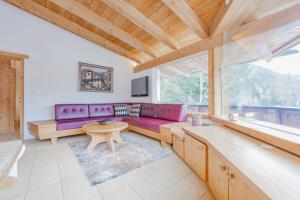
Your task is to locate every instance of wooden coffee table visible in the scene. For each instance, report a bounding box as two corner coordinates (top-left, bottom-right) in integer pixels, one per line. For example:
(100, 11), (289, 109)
(82, 122), (128, 152)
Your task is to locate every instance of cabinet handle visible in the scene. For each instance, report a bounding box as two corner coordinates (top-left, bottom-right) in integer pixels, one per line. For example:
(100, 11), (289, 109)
(219, 164), (228, 171)
(227, 173), (234, 179)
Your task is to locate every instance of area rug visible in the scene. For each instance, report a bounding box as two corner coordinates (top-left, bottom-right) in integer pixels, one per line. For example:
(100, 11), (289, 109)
(68, 132), (173, 186)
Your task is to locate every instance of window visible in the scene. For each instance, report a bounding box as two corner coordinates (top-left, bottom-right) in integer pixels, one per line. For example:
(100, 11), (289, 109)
(158, 53), (209, 113)
(222, 43), (300, 132)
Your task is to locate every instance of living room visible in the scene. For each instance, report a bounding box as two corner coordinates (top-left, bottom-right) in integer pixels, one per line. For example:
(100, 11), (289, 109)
(1, 0), (300, 200)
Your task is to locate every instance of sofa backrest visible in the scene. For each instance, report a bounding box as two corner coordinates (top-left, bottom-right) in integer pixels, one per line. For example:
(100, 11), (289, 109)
(156, 104), (187, 122)
(140, 103), (159, 118)
(55, 104), (89, 120)
(89, 104), (114, 117)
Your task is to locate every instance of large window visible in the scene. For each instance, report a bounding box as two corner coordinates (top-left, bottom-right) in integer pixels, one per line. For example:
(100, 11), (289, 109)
(222, 43), (300, 131)
(159, 53), (209, 113)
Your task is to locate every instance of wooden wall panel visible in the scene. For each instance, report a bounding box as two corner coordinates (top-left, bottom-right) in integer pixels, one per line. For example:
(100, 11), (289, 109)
(0, 60), (16, 134)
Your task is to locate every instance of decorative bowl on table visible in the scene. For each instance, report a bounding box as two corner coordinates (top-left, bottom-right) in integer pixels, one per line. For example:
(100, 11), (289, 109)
(97, 119), (113, 125)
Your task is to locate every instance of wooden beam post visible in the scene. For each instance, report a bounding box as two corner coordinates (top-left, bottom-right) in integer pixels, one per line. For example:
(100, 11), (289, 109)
(208, 49), (214, 116)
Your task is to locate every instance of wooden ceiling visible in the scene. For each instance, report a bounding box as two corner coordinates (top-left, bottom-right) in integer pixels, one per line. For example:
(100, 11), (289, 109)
(5, 0), (300, 69)
(6, 0), (223, 63)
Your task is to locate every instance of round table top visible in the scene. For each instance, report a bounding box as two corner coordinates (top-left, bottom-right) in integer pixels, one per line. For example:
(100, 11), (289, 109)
(82, 122), (128, 133)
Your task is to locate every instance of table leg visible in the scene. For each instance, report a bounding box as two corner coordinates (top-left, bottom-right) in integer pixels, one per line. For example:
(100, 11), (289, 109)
(114, 131), (124, 143)
(106, 135), (115, 152)
(87, 135), (106, 152)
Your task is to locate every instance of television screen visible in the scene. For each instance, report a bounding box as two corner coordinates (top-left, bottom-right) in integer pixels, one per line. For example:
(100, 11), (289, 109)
(131, 76), (148, 97)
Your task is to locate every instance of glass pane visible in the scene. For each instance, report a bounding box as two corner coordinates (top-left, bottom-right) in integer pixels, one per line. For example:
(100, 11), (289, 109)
(159, 53), (209, 113)
(222, 43), (300, 130)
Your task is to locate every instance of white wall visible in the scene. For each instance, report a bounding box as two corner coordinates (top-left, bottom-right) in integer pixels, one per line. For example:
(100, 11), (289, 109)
(0, 2), (153, 139)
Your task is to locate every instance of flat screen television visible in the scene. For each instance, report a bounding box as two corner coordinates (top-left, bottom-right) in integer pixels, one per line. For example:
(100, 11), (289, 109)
(131, 76), (149, 97)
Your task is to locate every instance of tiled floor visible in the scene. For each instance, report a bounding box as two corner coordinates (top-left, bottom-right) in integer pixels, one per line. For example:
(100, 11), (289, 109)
(0, 135), (214, 200)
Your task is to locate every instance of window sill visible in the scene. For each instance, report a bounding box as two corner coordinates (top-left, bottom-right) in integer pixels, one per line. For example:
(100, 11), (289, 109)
(211, 116), (300, 157)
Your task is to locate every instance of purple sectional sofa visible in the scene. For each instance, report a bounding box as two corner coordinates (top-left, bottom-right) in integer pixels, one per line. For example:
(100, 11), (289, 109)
(54, 103), (187, 144)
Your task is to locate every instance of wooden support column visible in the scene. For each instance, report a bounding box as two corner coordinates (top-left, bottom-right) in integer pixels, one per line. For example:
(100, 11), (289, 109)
(208, 49), (214, 116)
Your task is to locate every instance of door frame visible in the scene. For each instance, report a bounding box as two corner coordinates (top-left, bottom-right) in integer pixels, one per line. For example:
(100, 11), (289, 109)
(0, 50), (28, 140)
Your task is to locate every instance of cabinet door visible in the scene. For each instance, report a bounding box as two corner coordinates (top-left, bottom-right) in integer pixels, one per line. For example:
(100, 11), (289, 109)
(208, 149), (229, 200)
(184, 134), (207, 181)
(228, 168), (262, 200)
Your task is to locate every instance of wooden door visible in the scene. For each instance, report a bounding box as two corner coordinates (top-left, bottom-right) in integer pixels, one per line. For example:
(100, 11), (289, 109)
(0, 60), (16, 134)
(228, 168), (262, 200)
(184, 134), (207, 181)
(208, 149), (229, 200)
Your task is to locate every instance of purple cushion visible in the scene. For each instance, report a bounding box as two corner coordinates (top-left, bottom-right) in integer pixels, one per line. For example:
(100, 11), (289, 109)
(140, 103), (158, 118)
(55, 104), (89, 120)
(89, 104), (114, 117)
(123, 116), (173, 132)
(56, 116), (122, 131)
(156, 104), (187, 122)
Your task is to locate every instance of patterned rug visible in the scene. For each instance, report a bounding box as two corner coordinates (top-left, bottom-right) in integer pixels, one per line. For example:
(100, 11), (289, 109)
(68, 132), (173, 186)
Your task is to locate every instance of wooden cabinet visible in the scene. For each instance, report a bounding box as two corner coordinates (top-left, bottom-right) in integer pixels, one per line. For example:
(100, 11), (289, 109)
(208, 149), (262, 200)
(173, 134), (184, 159)
(208, 149), (229, 200)
(228, 168), (261, 200)
(184, 134), (207, 181)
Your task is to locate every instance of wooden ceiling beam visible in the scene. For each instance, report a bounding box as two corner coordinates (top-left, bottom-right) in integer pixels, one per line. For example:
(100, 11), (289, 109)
(230, 3), (300, 40)
(100, 0), (180, 50)
(49, 0), (157, 58)
(210, 0), (260, 36)
(161, 0), (208, 39)
(6, 0), (142, 63)
(134, 3), (300, 72)
(134, 35), (223, 73)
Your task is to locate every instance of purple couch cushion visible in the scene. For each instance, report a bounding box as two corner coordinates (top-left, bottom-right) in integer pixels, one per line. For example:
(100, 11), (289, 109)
(140, 103), (158, 118)
(123, 116), (173, 132)
(156, 104), (187, 122)
(55, 104), (89, 120)
(56, 116), (122, 131)
(89, 104), (114, 117)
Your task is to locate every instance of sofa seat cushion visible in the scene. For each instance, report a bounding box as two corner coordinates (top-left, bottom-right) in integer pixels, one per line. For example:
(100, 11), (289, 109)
(123, 116), (174, 133)
(56, 116), (122, 131)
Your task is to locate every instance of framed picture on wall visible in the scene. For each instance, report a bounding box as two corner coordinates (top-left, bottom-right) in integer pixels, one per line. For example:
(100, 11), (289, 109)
(78, 62), (113, 92)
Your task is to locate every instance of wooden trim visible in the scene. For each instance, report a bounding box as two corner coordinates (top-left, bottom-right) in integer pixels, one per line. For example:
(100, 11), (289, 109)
(6, 0), (142, 63)
(161, 0), (208, 39)
(0, 51), (28, 60)
(49, 0), (157, 58)
(134, 35), (223, 72)
(101, 0), (179, 50)
(210, 116), (300, 157)
(230, 3), (300, 40)
(208, 49), (214, 115)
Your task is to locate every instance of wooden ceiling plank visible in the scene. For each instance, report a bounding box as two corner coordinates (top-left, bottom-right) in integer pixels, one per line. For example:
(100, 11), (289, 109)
(161, 0), (208, 39)
(100, 0), (180, 50)
(6, 0), (142, 63)
(210, 0), (260, 36)
(134, 35), (223, 73)
(49, 0), (157, 58)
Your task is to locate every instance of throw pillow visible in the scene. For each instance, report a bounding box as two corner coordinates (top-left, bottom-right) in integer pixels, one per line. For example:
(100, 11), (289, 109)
(129, 104), (141, 117)
(114, 104), (128, 116)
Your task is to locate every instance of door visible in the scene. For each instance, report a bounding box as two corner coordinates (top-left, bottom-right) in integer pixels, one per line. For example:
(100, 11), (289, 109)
(184, 134), (207, 181)
(0, 60), (16, 134)
(228, 168), (262, 200)
(208, 149), (229, 200)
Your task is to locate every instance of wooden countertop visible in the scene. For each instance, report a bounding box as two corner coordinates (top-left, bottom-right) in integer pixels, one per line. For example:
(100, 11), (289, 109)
(0, 140), (23, 180)
(183, 126), (300, 200)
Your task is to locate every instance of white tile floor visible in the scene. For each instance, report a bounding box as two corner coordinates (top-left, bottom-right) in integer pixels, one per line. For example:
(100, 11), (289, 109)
(0, 135), (214, 200)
